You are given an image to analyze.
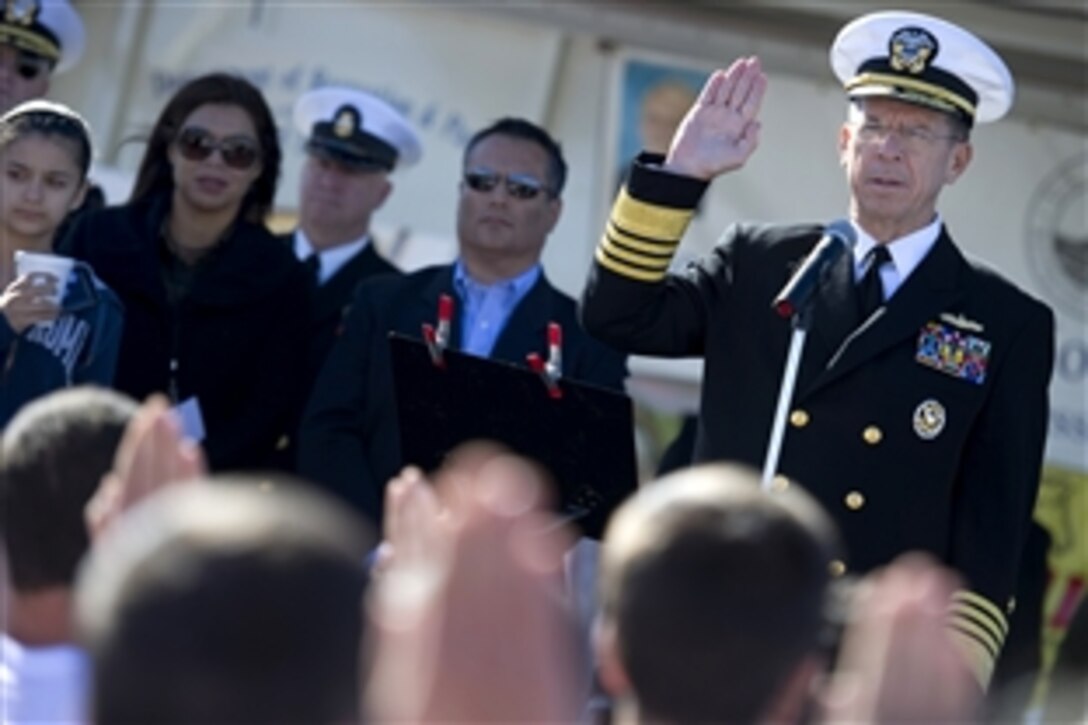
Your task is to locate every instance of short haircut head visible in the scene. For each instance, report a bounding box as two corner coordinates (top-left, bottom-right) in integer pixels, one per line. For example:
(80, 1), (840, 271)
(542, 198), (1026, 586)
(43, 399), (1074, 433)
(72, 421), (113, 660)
(0, 386), (137, 591)
(463, 117), (567, 197)
(76, 478), (372, 725)
(599, 464), (840, 723)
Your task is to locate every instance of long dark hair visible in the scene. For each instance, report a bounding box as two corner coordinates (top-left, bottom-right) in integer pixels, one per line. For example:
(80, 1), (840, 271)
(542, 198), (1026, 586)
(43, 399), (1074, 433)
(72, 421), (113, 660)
(129, 73), (281, 224)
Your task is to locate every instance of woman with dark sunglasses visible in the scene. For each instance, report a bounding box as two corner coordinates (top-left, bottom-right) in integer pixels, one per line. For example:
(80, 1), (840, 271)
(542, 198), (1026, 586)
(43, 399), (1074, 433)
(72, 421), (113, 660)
(59, 73), (310, 472)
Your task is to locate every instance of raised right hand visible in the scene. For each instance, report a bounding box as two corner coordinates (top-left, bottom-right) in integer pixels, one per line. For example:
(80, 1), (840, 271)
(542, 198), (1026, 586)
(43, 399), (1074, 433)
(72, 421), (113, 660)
(664, 56), (768, 180)
(85, 395), (207, 540)
(819, 554), (981, 723)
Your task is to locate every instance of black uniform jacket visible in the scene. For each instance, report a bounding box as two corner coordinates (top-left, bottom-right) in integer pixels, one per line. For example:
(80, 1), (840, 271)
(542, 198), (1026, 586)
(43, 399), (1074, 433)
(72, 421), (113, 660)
(299, 263), (629, 524)
(59, 194), (311, 471)
(581, 157), (1055, 675)
(276, 232), (400, 387)
(270, 232), (400, 471)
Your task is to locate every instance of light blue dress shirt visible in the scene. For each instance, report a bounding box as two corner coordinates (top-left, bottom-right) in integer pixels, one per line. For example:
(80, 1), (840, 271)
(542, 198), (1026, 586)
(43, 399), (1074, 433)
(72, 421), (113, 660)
(453, 260), (541, 357)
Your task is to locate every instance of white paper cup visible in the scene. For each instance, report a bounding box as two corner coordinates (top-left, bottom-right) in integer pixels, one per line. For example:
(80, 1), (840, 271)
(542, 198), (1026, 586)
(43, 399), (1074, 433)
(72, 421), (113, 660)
(14, 251), (75, 304)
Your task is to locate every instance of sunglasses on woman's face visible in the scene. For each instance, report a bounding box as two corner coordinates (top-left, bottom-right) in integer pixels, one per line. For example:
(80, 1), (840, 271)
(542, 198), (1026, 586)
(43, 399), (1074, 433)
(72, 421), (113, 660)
(174, 126), (261, 171)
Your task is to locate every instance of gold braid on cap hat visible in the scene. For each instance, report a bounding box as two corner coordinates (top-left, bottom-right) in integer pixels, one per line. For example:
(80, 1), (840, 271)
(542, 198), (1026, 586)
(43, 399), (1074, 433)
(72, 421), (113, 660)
(0, 0), (61, 62)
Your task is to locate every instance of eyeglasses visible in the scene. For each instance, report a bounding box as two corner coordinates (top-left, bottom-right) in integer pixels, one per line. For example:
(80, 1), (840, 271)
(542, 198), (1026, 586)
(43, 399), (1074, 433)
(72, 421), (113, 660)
(174, 126), (261, 171)
(463, 168), (551, 200)
(855, 120), (962, 152)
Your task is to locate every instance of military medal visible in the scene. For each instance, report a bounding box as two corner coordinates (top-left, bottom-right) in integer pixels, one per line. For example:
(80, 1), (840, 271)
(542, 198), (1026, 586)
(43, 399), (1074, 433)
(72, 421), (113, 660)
(913, 399), (946, 440)
(915, 320), (990, 384)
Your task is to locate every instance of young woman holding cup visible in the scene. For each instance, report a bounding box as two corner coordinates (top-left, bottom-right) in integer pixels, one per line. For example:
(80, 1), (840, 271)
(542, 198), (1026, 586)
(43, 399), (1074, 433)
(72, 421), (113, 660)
(0, 100), (123, 426)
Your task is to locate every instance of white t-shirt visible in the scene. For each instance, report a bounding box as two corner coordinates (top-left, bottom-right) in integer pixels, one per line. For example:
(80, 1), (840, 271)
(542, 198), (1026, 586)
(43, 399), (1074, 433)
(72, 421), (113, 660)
(1, 634), (89, 724)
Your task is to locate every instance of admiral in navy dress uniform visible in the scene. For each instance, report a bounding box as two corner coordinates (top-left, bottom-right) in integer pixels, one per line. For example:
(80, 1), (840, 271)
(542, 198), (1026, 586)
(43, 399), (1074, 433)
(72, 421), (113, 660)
(581, 11), (1055, 687)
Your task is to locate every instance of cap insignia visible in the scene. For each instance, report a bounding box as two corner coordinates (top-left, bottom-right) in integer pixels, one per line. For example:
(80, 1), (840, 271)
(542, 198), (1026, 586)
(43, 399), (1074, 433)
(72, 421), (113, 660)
(332, 106), (358, 139)
(2, 0), (40, 26)
(889, 26), (938, 75)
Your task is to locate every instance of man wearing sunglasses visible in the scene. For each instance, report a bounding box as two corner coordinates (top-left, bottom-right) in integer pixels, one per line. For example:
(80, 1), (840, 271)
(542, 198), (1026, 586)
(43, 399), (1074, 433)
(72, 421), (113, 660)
(0, 0), (84, 114)
(299, 117), (628, 525)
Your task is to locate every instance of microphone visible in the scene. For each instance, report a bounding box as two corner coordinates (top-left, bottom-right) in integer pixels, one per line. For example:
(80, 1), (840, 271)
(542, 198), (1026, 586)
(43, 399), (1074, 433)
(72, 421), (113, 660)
(772, 219), (858, 319)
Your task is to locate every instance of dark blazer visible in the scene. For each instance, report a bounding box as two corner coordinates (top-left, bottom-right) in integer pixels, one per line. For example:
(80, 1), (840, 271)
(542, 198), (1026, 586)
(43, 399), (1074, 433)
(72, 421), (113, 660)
(272, 232), (400, 470)
(298, 263), (628, 524)
(275, 231), (400, 387)
(582, 158), (1055, 668)
(59, 195), (310, 471)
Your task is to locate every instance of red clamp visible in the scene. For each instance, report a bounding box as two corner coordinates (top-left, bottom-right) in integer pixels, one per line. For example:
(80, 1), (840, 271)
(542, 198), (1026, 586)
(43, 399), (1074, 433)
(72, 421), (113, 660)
(526, 322), (563, 399)
(422, 294), (453, 368)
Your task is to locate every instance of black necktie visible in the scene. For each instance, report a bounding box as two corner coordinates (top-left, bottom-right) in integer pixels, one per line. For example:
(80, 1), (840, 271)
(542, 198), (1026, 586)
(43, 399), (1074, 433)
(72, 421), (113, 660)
(857, 245), (891, 319)
(303, 253), (320, 286)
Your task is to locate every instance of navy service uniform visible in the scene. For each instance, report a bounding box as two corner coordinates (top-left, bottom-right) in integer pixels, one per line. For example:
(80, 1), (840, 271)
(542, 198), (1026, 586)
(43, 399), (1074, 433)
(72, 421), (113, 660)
(279, 234), (397, 385)
(274, 86), (419, 462)
(288, 84), (421, 380)
(581, 10), (1055, 686)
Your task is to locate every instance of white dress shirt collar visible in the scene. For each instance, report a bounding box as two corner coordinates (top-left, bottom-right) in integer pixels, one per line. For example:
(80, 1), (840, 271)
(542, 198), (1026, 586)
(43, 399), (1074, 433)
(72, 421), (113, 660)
(851, 215), (943, 299)
(293, 229), (371, 286)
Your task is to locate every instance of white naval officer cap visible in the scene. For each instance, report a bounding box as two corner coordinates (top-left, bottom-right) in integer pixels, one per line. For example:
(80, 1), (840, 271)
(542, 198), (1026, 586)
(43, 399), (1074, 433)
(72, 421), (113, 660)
(0, 0), (85, 73)
(830, 10), (1014, 126)
(293, 86), (422, 172)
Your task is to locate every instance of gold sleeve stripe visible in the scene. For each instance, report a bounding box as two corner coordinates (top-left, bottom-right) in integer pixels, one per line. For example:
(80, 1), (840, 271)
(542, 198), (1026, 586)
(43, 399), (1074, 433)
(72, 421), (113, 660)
(604, 229), (677, 262)
(600, 237), (672, 271)
(951, 591), (1009, 637)
(606, 222), (679, 256)
(947, 626), (997, 690)
(596, 246), (669, 283)
(948, 617), (1000, 659)
(611, 187), (695, 240)
(951, 610), (1005, 655)
(598, 242), (672, 274)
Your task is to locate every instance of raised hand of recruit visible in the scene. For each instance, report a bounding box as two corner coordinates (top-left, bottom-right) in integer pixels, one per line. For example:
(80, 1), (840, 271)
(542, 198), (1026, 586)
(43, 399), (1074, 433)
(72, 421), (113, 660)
(665, 56), (767, 180)
(0, 273), (61, 333)
(819, 554), (982, 723)
(85, 394), (207, 539)
(366, 444), (581, 723)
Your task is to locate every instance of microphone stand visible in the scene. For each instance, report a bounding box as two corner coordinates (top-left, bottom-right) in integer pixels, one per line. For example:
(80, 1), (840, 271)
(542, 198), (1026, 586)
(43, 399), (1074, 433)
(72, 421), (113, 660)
(760, 305), (812, 491)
